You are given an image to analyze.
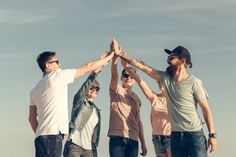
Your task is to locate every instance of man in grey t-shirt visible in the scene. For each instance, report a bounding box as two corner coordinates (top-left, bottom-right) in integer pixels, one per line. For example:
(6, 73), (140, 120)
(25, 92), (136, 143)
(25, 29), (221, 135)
(111, 39), (217, 157)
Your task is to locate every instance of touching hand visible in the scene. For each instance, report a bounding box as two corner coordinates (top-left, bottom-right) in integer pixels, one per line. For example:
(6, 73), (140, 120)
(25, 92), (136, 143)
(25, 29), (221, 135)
(111, 38), (121, 56)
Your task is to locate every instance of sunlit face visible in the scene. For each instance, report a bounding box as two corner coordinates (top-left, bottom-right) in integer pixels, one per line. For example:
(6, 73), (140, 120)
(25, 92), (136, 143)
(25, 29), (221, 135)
(121, 72), (135, 88)
(46, 56), (60, 71)
(86, 81), (100, 99)
(167, 55), (179, 65)
(166, 55), (181, 76)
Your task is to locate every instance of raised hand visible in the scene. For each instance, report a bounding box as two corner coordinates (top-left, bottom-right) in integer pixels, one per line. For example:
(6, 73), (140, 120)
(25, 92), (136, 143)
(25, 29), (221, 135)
(111, 38), (121, 56)
(94, 51), (114, 73)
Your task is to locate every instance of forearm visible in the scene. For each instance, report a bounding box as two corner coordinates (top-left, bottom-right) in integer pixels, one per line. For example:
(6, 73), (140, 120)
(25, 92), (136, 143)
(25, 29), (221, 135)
(73, 72), (98, 105)
(110, 56), (119, 91)
(204, 110), (216, 134)
(202, 105), (217, 152)
(122, 63), (154, 102)
(138, 81), (154, 101)
(138, 120), (146, 146)
(29, 119), (38, 133)
(111, 55), (119, 77)
(28, 106), (38, 133)
(124, 66), (141, 83)
(199, 99), (216, 134)
(120, 53), (159, 80)
(75, 52), (114, 79)
(120, 54), (146, 71)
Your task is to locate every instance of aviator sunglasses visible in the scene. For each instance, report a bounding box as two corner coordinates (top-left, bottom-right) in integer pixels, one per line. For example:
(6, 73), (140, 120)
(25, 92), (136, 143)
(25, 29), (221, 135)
(47, 60), (59, 64)
(90, 86), (100, 91)
(122, 73), (133, 79)
(168, 56), (178, 61)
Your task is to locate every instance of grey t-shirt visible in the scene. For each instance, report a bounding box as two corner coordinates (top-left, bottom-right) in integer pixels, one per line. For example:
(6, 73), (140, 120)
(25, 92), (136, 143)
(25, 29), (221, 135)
(157, 70), (209, 132)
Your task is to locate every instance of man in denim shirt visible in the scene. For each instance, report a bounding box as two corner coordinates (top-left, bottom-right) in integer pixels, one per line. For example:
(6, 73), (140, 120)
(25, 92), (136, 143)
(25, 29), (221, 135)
(63, 69), (101, 157)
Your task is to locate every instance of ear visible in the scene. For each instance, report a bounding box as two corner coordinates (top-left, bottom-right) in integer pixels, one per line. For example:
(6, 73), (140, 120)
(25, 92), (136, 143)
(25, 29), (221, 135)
(180, 58), (188, 68)
(45, 63), (51, 70)
(180, 58), (186, 64)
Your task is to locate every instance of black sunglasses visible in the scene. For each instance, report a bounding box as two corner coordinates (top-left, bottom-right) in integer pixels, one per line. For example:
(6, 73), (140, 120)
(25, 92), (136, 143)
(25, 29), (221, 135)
(48, 60), (59, 64)
(122, 73), (132, 79)
(90, 86), (100, 91)
(168, 56), (178, 61)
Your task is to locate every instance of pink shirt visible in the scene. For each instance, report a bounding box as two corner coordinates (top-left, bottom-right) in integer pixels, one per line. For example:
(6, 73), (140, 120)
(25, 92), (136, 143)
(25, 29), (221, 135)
(150, 94), (171, 136)
(108, 85), (141, 141)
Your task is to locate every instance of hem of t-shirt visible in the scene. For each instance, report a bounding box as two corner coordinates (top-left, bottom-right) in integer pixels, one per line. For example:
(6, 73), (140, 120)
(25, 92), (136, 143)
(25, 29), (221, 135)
(108, 132), (139, 142)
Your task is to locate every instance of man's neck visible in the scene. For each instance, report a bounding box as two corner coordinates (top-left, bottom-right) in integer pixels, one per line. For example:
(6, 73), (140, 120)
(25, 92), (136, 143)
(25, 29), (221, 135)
(122, 84), (132, 92)
(174, 67), (189, 82)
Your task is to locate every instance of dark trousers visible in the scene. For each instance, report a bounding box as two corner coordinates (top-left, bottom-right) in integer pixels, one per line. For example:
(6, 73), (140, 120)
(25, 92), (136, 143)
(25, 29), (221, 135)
(109, 136), (138, 157)
(171, 130), (208, 157)
(63, 141), (94, 157)
(34, 134), (64, 157)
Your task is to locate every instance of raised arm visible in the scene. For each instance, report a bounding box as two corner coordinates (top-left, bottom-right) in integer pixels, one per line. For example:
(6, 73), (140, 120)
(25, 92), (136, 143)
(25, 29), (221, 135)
(75, 51), (114, 79)
(121, 53), (155, 103)
(112, 39), (160, 81)
(110, 40), (120, 91)
(198, 99), (217, 153)
(73, 72), (99, 108)
(121, 53), (160, 80)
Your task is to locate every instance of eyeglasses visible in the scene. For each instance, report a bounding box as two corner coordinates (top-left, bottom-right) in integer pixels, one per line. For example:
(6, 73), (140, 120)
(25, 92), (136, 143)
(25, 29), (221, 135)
(90, 86), (100, 91)
(47, 60), (59, 64)
(168, 56), (178, 61)
(122, 73), (133, 79)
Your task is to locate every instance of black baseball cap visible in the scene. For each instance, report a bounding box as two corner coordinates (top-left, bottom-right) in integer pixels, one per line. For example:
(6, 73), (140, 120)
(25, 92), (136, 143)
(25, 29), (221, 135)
(164, 45), (192, 68)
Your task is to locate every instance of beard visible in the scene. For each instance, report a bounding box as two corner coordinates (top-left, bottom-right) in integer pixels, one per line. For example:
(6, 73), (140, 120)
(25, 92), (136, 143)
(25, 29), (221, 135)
(166, 64), (178, 77)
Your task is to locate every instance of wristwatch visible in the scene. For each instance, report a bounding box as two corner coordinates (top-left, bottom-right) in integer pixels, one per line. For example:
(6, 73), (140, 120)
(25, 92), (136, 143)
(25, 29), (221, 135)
(208, 133), (217, 138)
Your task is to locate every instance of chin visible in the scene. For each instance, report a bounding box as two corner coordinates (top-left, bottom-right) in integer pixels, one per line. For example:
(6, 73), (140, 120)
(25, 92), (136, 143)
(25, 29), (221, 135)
(166, 65), (178, 77)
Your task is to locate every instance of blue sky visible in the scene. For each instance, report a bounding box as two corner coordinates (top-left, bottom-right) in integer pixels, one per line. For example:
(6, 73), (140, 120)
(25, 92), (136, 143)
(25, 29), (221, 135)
(0, 0), (235, 156)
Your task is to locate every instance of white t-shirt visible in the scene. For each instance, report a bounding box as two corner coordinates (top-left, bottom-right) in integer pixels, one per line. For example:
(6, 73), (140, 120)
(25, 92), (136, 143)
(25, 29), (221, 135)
(30, 69), (76, 138)
(69, 108), (99, 150)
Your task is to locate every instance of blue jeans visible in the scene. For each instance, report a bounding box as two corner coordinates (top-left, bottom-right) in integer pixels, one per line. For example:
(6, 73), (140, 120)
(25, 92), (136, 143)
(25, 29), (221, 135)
(63, 141), (94, 157)
(152, 135), (171, 156)
(171, 130), (208, 157)
(109, 136), (139, 157)
(34, 134), (64, 157)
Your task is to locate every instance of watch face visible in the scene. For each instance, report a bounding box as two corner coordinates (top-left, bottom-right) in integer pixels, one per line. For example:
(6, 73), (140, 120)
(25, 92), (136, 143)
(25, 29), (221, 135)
(209, 133), (217, 138)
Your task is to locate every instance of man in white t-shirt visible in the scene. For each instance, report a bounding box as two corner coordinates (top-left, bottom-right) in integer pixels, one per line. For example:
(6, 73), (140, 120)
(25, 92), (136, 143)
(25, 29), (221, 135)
(28, 51), (114, 157)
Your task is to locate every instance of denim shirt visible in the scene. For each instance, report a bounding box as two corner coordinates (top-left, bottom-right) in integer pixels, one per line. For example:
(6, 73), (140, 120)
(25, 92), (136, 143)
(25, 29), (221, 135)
(69, 72), (101, 152)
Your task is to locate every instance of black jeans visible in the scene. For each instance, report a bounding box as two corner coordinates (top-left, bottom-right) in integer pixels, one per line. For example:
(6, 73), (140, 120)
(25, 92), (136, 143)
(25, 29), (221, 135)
(109, 136), (138, 157)
(34, 134), (64, 157)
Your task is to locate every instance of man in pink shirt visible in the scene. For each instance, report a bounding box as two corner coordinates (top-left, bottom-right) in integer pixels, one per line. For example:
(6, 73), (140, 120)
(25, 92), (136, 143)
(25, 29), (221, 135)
(108, 40), (147, 157)
(121, 54), (171, 157)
